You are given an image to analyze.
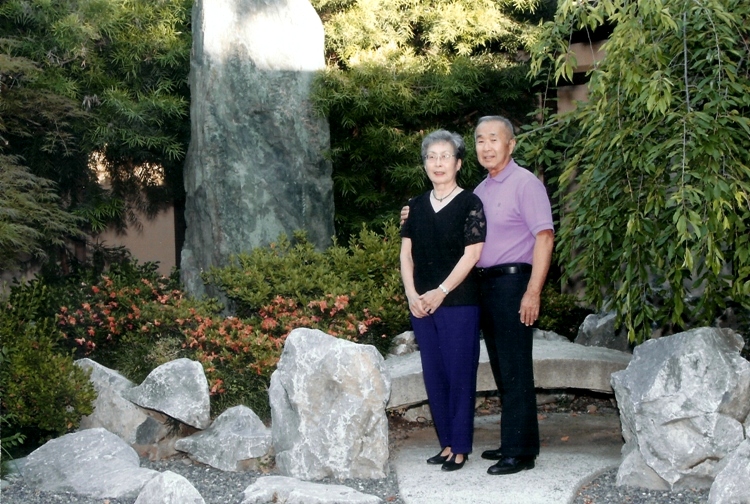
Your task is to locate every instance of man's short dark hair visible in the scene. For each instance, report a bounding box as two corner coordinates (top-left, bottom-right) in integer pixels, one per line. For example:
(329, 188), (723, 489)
(476, 115), (515, 140)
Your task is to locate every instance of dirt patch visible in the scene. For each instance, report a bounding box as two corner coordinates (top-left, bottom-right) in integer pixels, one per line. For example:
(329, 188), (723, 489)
(388, 389), (620, 451)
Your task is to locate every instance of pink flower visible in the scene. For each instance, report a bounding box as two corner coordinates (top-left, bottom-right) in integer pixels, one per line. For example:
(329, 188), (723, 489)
(261, 318), (278, 330)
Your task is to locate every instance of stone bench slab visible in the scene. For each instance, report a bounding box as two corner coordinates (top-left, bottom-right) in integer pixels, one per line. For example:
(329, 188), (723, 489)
(384, 339), (632, 410)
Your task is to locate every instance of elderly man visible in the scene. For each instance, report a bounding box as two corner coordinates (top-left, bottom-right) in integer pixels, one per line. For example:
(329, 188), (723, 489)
(472, 116), (554, 475)
(400, 115), (554, 475)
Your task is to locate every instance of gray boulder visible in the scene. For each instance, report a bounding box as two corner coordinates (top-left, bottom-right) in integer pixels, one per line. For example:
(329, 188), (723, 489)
(575, 311), (631, 352)
(175, 405), (271, 471)
(132, 411), (203, 461)
(612, 327), (750, 490)
(123, 358), (210, 429)
(134, 414), (176, 447)
(241, 476), (382, 504)
(533, 328), (569, 342)
(388, 330), (417, 356)
(75, 358), (149, 444)
(181, 0), (334, 297)
(402, 403), (432, 423)
(21, 428), (158, 499)
(134, 470), (205, 504)
(270, 328), (391, 480)
(708, 439), (750, 504)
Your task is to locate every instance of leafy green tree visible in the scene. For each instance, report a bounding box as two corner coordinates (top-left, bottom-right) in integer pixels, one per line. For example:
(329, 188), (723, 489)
(519, 0), (750, 342)
(0, 155), (83, 270)
(2, 0), (553, 263)
(312, 0), (554, 239)
(0, 0), (191, 231)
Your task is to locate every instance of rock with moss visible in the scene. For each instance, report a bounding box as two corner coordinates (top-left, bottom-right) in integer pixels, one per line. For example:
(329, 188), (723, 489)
(181, 0), (334, 298)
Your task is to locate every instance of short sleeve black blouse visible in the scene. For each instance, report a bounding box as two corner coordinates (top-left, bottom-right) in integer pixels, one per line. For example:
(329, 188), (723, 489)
(400, 190), (486, 306)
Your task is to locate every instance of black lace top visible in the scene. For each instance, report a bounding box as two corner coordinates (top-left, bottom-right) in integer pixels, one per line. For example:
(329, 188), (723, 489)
(401, 190), (486, 306)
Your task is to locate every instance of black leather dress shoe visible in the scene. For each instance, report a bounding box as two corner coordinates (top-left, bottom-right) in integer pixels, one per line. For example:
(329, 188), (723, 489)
(481, 447), (503, 460)
(441, 454), (467, 472)
(487, 456), (535, 475)
(426, 451), (449, 465)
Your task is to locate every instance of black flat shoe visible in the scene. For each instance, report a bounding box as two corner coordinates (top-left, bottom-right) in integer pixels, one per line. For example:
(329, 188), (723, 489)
(487, 456), (535, 475)
(441, 454), (467, 472)
(426, 451), (449, 465)
(481, 447), (503, 460)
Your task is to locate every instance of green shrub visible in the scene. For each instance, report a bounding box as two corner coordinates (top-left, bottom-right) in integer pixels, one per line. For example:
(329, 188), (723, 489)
(0, 283), (97, 452)
(538, 285), (592, 341)
(203, 223), (410, 356)
(1, 409), (26, 477)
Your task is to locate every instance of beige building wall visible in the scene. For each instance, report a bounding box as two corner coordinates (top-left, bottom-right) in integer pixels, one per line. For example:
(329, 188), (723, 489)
(1, 206), (176, 293)
(97, 207), (176, 275)
(557, 84), (590, 114)
(554, 39), (606, 297)
(556, 40), (606, 113)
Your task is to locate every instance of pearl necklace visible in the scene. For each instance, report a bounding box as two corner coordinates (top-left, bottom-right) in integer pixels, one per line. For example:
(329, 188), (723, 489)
(432, 185), (458, 202)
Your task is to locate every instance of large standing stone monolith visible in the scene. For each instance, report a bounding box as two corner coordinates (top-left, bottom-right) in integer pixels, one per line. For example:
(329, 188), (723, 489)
(181, 0), (335, 297)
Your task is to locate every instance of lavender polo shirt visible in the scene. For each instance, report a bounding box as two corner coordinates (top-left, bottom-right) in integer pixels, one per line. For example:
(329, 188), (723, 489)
(473, 159), (554, 268)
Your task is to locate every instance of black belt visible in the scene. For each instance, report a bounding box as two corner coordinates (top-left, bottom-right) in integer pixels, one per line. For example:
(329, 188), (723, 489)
(476, 263), (532, 278)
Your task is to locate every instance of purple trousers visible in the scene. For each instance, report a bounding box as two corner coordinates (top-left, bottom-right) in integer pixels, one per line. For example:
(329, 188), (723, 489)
(411, 305), (480, 454)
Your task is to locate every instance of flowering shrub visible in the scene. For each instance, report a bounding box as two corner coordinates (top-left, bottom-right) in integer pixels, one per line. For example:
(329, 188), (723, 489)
(261, 294), (382, 341)
(51, 257), (392, 417)
(203, 224), (410, 355)
(55, 273), (208, 378)
(177, 310), (278, 416)
(179, 294), (385, 415)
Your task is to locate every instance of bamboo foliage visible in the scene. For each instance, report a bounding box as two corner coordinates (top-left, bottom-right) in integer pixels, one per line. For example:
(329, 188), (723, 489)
(0, 0), (191, 224)
(520, 0), (750, 342)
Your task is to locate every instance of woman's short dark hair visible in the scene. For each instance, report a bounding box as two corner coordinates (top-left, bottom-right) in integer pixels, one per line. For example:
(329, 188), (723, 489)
(421, 130), (466, 162)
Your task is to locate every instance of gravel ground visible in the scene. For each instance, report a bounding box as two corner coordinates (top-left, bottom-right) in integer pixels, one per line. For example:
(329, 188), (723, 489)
(573, 469), (709, 504)
(0, 461), (712, 504)
(1, 394), (711, 503)
(1, 455), (404, 504)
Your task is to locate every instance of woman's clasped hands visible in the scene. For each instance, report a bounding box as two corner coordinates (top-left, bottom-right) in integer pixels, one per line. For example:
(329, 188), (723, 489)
(407, 288), (446, 318)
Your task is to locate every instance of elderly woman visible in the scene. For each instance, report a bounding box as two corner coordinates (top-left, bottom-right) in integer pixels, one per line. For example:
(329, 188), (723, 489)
(400, 129), (486, 471)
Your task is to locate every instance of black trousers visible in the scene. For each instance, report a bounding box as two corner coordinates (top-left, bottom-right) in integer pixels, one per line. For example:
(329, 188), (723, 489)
(479, 271), (540, 457)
